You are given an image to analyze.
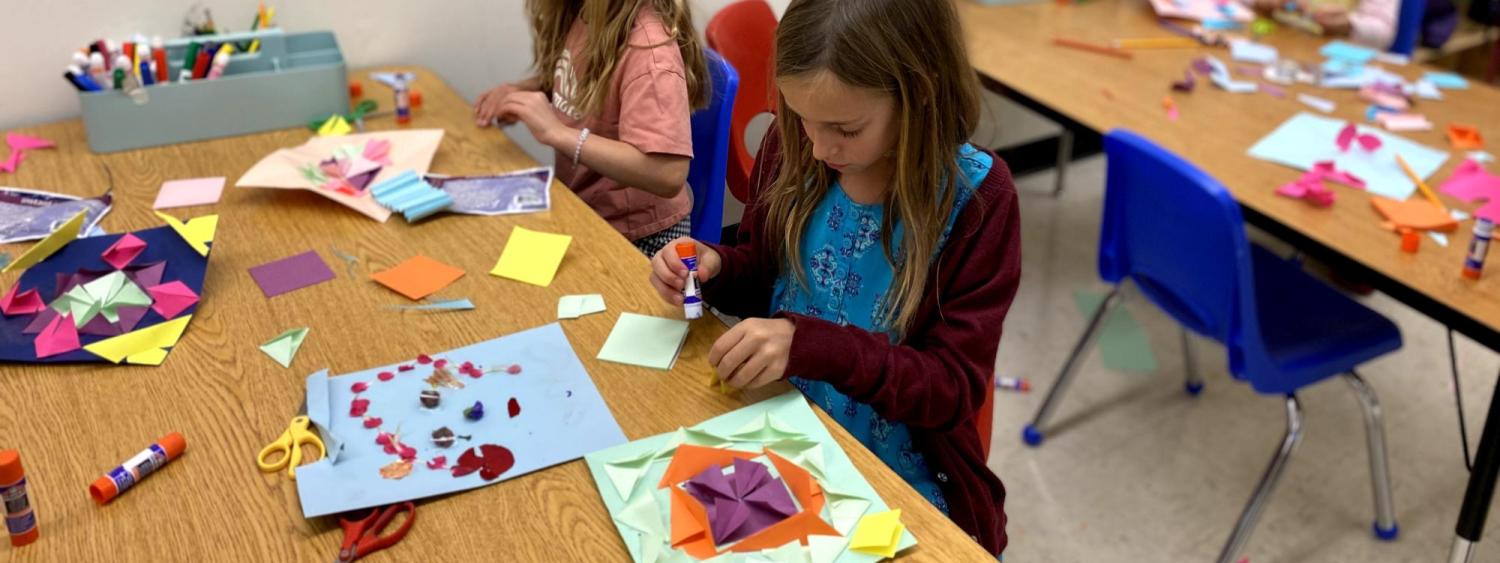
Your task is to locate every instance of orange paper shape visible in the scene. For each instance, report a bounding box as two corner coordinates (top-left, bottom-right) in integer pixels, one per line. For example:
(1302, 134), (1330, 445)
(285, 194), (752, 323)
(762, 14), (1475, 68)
(670, 487), (719, 559)
(657, 445), (760, 489)
(1448, 123), (1484, 150)
(1371, 197), (1458, 232)
(370, 255), (465, 300)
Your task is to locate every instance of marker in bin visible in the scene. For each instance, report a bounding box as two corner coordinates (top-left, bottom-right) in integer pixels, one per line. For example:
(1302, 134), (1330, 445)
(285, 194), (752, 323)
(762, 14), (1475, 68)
(89, 433), (186, 505)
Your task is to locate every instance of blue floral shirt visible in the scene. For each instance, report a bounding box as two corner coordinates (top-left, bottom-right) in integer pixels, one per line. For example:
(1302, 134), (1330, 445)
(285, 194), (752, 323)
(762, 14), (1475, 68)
(773, 144), (992, 514)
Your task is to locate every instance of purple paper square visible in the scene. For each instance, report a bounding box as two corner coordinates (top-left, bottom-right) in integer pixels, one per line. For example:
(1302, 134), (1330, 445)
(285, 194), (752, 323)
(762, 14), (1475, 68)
(248, 251), (336, 298)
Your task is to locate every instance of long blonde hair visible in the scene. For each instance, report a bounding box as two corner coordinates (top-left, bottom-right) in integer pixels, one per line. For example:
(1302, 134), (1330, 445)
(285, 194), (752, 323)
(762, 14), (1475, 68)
(526, 0), (709, 116)
(763, 0), (982, 332)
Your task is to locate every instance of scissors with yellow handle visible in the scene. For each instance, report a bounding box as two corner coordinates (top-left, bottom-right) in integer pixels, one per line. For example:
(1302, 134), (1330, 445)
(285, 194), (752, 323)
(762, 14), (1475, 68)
(257, 401), (326, 479)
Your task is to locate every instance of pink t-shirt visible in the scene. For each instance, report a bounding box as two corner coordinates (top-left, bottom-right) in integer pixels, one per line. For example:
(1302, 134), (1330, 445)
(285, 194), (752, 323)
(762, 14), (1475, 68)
(550, 6), (694, 242)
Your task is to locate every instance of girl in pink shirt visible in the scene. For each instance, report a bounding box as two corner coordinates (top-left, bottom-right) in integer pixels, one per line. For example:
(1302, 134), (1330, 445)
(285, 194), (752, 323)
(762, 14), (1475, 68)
(475, 0), (709, 256)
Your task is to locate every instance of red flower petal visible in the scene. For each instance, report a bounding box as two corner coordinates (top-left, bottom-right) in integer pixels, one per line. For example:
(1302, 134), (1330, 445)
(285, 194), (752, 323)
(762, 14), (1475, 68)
(363, 417), (383, 429)
(399, 445), (417, 460)
(349, 398), (370, 417)
(383, 443), (398, 455)
(451, 447), (483, 477)
(507, 397), (521, 418)
(375, 433), (391, 446)
(460, 361), (474, 370)
(351, 382), (369, 393)
(377, 371), (395, 382)
(434, 359), (448, 369)
(426, 456), (447, 470)
(506, 364), (522, 375)
(478, 444), (516, 481)
(398, 364), (415, 372)
(417, 354), (433, 365)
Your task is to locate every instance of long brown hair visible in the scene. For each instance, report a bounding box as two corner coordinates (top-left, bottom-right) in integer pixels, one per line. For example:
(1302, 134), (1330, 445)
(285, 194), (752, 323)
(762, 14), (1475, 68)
(763, 0), (982, 332)
(526, 0), (709, 116)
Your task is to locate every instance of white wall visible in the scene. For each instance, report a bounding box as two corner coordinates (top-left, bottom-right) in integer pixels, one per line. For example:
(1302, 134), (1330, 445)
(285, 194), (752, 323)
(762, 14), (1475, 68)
(0, 0), (788, 165)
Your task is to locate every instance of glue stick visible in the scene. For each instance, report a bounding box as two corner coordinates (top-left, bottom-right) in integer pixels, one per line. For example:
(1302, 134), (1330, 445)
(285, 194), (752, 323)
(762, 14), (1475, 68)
(676, 242), (703, 320)
(89, 433), (185, 505)
(1463, 219), (1494, 280)
(394, 81), (412, 126)
(1, 450), (38, 547)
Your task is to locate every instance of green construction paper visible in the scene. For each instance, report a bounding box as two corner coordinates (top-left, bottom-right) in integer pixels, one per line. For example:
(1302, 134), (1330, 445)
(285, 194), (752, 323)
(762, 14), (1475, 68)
(583, 391), (917, 563)
(558, 294), (607, 319)
(808, 536), (852, 563)
(50, 271), (153, 327)
(653, 427), (734, 461)
(760, 541), (806, 562)
(824, 487), (874, 536)
(604, 449), (658, 501)
(597, 313), (690, 370)
(617, 490), (667, 539)
(764, 439), (827, 481)
(1073, 290), (1158, 374)
(730, 413), (808, 442)
(260, 327), (309, 368)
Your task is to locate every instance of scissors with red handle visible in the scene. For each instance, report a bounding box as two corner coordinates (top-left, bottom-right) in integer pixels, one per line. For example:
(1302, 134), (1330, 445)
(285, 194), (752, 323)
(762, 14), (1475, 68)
(335, 502), (415, 562)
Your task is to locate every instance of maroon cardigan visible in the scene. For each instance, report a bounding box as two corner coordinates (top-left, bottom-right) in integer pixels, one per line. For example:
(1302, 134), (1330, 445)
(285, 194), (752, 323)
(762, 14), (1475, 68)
(702, 131), (1021, 555)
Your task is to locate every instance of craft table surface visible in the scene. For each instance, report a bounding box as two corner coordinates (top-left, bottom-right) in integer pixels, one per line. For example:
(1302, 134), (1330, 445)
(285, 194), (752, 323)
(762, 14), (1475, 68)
(0, 66), (992, 562)
(960, 0), (1500, 342)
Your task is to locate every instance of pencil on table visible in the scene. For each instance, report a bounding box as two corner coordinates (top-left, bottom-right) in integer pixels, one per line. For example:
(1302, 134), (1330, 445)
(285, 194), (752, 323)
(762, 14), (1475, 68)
(1052, 38), (1134, 60)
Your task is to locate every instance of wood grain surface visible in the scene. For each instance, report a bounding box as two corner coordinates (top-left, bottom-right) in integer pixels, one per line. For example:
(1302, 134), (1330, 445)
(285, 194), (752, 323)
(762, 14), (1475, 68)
(960, 0), (1500, 338)
(0, 66), (993, 562)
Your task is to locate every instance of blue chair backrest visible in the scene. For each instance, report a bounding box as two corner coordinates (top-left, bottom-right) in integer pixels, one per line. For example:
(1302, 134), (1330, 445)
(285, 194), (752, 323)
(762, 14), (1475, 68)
(688, 49), (739, 244)
(1391, 0), (1426, 55)
(1098, 130), (1266, 377)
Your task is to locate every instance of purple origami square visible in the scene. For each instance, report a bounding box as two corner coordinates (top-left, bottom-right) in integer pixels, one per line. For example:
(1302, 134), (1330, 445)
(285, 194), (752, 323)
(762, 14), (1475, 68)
(684, 458), (798, 545)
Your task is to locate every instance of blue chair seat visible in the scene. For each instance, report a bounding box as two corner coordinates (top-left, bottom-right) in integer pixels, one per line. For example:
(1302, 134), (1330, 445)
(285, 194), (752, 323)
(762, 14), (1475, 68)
(1249, 245), (1402, 394)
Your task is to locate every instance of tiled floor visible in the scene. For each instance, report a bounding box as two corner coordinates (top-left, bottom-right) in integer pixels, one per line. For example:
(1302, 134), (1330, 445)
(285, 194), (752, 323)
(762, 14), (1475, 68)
(985, 148), (1500, 561)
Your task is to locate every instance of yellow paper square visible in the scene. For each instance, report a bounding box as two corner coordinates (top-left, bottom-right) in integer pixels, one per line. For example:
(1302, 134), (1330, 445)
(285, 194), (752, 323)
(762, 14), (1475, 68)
(850, 509), (904, 558)
(490, 226), (572, 287)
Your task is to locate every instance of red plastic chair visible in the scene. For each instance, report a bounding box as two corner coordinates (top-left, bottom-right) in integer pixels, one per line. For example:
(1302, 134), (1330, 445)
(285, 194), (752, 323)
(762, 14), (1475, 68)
(705, 0), (778, 205)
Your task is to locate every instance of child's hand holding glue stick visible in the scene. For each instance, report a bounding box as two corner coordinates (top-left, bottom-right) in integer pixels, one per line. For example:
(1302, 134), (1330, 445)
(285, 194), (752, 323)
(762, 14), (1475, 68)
(649, 237), (721, 313)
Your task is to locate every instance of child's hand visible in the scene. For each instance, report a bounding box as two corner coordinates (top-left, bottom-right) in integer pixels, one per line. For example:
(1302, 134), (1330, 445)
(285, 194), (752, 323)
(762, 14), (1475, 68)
(474, 83), (520, 127)
(709, 318), (795, 390)
(499, 92), (570, 149)
(650, 237), (721, 306)
(1310, 7), (1352, 36)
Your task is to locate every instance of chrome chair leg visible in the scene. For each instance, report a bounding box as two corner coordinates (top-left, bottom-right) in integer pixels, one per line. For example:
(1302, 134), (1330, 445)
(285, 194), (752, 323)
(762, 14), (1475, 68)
(1217, 395), (1305, 563)
(1051, 129), (1073, 197)
(1183, 327), (1204, 396)
(1344, 371), (1400, 539)
(1022, 285), (1123, 446)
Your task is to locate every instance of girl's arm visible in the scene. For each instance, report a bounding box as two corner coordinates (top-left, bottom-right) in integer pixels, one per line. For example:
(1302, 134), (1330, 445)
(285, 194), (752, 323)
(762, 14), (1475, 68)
(699, 131), (787, 319)
(545, 124), (690, 198)
(777, 168), (1023, 432)
(1345, 0), (1399, 49)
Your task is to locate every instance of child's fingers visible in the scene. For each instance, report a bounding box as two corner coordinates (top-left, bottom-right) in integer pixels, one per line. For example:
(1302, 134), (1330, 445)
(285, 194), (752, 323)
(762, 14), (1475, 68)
(708, 325), (746, 368)
(649, 272), (684, 305)
(726, 352), (771, 389)
(651, 255), (686, 292)
(714, 339), (756, 383)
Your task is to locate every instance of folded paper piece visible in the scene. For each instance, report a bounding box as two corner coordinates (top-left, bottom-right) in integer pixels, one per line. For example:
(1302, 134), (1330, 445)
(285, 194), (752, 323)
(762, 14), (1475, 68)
(1321, 40), (1377, 64)
(0, 223), (210, 365)
(849, 510), (905, 559)
(0, 133), (55, 174)
(249, 250), (336, 298)
(1440, 160), (1500, 222)
(370, 170), (453, 222)
(585, 391), (916, 562)
(1359, 83), (1410, 110)
(33, 313), (80, 358)
(261, 327), (310, 368)
(386, 298), (475, 312)
(146, 281), (199, 319)
(1148, 0), (1252, 22)
(1249, 112), (1448, 201)
(1, 284), (46, 316)
(296, 323), (626, 518)
(4, 211), (84, 273)
(598, 313), (690, 370)
(1371, 198), (1457, 231)
(317, 114), (353, 137)
(371, 255), (464, 300)
(490, 226), (573, 287)
(1276, 160), (1366, 207)
(1298, 93), (1336, 113)
(1411, 79), (1443, 100)
(1229, 40), (1277, 64)
(101, 234), (147, 269)
(558, 294), (607, 319)
(1378, 113), (1434, 132)
(1424, 71), (1469, 90)
(153, 177), (226, 210)
(236, 129), (444, 222)
(153, 211), (218, 256)
(1449, 124), (1484, 150)
(83, 315), (193, 365)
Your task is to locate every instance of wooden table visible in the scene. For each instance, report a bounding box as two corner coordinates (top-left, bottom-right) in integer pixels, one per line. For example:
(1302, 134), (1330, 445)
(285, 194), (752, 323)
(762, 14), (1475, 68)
(957, 1), (1500, 560)
(0, 66), (992, 562)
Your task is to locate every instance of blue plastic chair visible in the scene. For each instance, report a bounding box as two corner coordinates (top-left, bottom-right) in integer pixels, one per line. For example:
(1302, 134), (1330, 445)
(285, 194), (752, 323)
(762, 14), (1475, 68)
(1391, 0), (1426, 55)
(1022, 130), (1403, 563)
(687, 49), (738, 245)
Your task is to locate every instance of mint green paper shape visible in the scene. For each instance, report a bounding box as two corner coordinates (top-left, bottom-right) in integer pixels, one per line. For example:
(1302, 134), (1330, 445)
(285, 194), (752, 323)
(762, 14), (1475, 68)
(765, 439), (827, 481)
(604, 448), (659, 501)
(597, 313), (690, 370)
(653, 427), (734, 460)
(51, 271), (153, 327)
(824, 486), (874, 536)
(616, 489), (667, 540)
(808, 536), (852, 563)
(558, 294), (607, 319)
(260, 327), (310, 368)
(729, 413), (808, 442)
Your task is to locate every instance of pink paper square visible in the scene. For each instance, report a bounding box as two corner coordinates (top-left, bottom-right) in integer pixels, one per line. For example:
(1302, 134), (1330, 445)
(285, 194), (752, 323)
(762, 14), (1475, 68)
(153, 177), (226, 209)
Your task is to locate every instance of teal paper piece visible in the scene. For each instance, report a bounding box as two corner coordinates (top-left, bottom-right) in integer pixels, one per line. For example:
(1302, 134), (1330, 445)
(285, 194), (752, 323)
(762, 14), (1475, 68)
(1424, 71), (1469, 90)
(370, 170), (453, 222)
(1320, 40), (1376, 64)
(1073, 290), (1158, 374)
(386, 298), (476, 312)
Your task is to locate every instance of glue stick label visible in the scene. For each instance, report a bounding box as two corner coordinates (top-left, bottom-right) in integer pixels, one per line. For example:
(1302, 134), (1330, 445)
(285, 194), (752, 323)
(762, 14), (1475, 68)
(1, 477), (35, 536)
(107, 445), (168, 494)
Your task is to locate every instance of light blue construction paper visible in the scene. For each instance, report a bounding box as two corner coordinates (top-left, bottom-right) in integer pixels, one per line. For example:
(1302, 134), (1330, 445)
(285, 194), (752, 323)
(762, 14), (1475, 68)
(386, 298), (475, 312)
(1247, 112), (1449, 201)
(295, 322), (626, 518)
(1320, 40), (1377, 64)
(1229, 40), (1277, 64)
(1424, 71), (1469, 90)
(305, 369), (344, 462)
(584, 391), (917, 562)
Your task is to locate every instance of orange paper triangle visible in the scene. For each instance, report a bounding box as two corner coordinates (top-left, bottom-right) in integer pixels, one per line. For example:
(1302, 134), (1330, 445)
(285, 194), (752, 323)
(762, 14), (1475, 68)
(669, 487), (718, 559)
(1371, 197), (1458, 232)
(657, 444), (760, 488)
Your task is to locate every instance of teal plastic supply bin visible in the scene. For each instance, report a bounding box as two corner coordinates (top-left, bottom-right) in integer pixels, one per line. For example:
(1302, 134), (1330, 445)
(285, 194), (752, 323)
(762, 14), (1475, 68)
(78, 29), (350, 153)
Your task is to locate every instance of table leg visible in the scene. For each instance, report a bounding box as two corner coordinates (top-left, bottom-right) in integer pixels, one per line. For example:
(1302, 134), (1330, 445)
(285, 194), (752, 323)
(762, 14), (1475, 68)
(1450, 378), (1500, 563)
